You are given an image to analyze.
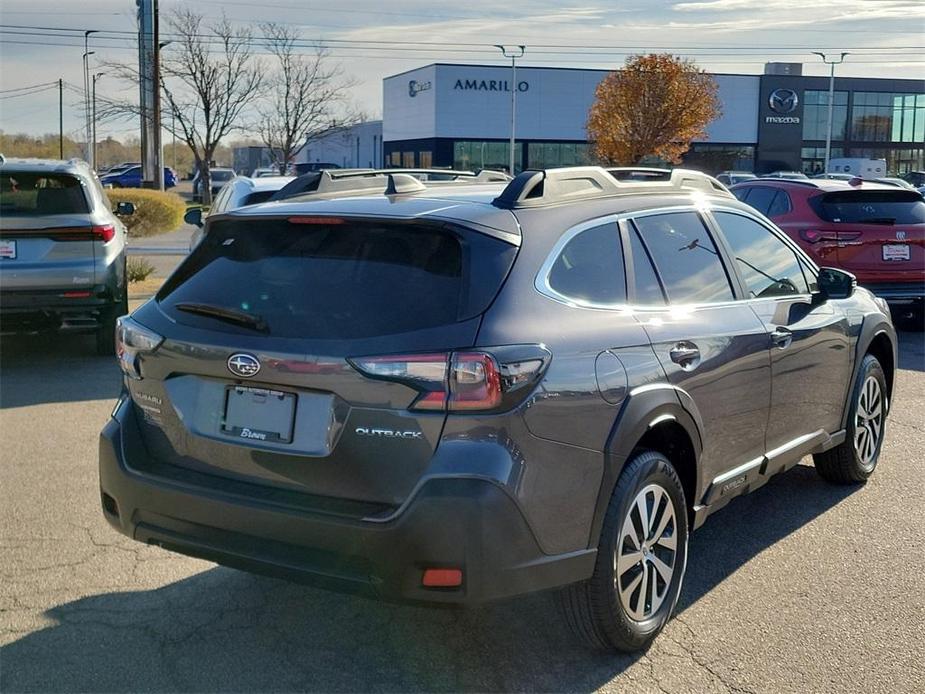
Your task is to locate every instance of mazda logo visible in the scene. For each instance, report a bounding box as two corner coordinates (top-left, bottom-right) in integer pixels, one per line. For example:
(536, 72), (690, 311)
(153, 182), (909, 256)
(769, 89), (799, 114)
(227, 353), (260, 378)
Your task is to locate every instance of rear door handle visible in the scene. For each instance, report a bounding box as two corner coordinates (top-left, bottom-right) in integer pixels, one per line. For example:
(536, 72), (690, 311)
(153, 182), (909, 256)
(669, 342), (701, 367)
(770, 327), (793, 349)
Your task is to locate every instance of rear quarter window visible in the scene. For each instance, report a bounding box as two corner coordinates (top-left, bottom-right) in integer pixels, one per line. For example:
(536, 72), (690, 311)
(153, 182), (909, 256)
(547, 223), (626, 305)
(0, 172), (89, 216)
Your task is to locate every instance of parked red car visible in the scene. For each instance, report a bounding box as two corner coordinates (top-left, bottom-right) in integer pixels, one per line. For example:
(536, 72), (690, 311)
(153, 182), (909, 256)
(731, 178), (925, 326)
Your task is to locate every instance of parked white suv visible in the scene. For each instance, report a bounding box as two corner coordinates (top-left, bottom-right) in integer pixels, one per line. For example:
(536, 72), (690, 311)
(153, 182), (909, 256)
(0, 156), (134, 353)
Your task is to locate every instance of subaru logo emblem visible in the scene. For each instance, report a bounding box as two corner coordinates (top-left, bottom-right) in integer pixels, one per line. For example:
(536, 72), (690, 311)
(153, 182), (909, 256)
(227, 353), (260, 378)
(769, 88), (799, 114)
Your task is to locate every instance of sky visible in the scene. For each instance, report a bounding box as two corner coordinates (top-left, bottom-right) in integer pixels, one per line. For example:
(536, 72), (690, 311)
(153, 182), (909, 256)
(1, 0), (923, 143)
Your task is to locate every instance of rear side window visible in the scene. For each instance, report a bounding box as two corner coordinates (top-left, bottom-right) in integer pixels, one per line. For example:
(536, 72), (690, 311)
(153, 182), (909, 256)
(713, 212), (809, 298)
(632, 212), (734, 304)
(547, 223), (625, 305)
(0, 172), (89, 216)
(767, 190), (791, 217)
(740, 186), (776, 215)
(158, 218), (517, 339)
(809, 190), (925, 224)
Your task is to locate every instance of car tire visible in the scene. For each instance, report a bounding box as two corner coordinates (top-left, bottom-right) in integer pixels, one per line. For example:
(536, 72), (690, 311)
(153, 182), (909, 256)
(96, 289), (129, 356)
(814, 354), (887, 484)
(559, 450), (689, 653)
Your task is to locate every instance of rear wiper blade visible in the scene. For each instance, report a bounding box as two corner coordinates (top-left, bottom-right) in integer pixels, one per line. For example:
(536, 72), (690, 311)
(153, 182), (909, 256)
(174, 302), (269, 332)
(858, 217), (895, 225)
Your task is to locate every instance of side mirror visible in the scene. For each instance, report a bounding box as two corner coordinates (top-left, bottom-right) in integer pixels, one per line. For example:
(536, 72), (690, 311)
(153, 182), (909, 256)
(183, 207), (203, 228)
(115, 201), (135, 216)
(817, 267), (856, 301)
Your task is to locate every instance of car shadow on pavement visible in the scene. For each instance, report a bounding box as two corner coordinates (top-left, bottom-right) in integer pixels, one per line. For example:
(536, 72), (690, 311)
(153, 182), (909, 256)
(896, 329), (924, 373)
(0, 334), (121, 409)
(0, 463), (857, 693)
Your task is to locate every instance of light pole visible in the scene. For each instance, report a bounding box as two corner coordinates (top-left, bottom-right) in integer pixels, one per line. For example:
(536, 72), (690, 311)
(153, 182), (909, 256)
(812, 51), (849, 174)
(92, 72), (104, 169)
(83, 30), (98, 166)
(494, 44), (525, 175)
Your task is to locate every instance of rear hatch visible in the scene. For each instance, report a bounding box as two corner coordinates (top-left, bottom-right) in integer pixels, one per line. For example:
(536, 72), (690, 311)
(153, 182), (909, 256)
(126, 214), (518, 513)
(808, 189), (925, 280)
(0, 170), (98, 290)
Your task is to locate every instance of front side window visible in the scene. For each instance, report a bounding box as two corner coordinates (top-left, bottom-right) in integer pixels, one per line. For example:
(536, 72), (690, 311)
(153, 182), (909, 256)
(714, 212), (809, 298)
(547, 223), (626, 305)
(632, 212), (734, 304)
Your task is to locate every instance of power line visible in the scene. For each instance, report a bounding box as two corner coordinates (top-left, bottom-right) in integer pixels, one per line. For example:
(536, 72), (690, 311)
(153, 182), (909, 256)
(0, 80), (59, 94)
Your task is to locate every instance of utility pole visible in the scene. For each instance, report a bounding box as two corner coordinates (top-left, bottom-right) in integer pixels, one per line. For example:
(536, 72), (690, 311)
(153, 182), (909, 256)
(58, 79), (64, 159)
(92, 73), (104, 168)
(137, 0), (163, 189)
(811, 51), (849, 174)
(494, 45), (525, 176)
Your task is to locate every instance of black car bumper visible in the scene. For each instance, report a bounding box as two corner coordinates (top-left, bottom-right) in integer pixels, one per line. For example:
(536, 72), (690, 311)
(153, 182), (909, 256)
(0, 284), (118, 333)
(99, 401), (595, 604)
(863, 282), (924, 303)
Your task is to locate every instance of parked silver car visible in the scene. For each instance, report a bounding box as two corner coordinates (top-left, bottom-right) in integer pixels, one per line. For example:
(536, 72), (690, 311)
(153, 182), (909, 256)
(0, 156), (133, 353)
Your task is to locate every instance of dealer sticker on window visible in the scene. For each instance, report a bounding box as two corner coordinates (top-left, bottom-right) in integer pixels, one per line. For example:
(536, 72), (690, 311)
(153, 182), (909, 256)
(0, 240), (16, 259)
(882, 243), (910, 262)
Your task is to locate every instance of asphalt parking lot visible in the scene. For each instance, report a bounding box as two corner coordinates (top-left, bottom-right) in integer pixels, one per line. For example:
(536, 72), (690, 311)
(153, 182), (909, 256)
(1, 327), (923, 693)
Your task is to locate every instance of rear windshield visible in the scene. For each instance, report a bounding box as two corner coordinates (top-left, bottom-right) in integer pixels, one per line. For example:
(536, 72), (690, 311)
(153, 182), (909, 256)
(157, 218), (517, 339)
(810, 190), (925, 224)
(0, 172), (89, 216)
(211, 171), (234, 181)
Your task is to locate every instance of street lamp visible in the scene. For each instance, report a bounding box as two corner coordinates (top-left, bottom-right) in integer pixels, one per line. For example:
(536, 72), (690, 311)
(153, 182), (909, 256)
(811, 51), (849, 174)
(92, 72), (104, 169)
(83, 30), (98, 166)
(494, 44), (525, 176)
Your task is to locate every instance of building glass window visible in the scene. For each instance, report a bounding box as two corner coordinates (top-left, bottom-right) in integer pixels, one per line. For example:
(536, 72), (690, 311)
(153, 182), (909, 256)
(801, 146), (845, 175)
(802, 90), (848, 141)
(453, 141), (523, 174)
(402, 151), (415, 168)
(527, 142), (592, 169)
(419, 151), (433, 168)
(848, 147), (924, 175)
(682, 144), (756, 173)
(851, 92), (925, 143)
(389, 151), (401, 167)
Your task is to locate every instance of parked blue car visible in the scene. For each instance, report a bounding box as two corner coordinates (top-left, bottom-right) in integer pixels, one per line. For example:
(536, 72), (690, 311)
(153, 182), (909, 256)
(100, 166), (177, 189)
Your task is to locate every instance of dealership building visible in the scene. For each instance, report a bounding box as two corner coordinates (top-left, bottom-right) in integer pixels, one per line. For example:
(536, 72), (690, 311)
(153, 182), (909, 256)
(301, 61), (924, 176)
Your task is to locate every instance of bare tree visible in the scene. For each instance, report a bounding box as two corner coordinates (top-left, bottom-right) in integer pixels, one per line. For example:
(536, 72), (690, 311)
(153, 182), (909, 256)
(258, 24), (358, 175)
(157, 10), (262, 203)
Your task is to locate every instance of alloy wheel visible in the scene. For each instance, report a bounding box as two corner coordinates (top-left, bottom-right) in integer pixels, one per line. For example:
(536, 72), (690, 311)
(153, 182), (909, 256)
(855, 375), (883, 468)
(614, 484), (678, 621)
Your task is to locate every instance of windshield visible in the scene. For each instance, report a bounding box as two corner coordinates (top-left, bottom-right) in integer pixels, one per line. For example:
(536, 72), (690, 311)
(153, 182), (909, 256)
(0, 172), (89, 216)
(811, 190), (925, 224)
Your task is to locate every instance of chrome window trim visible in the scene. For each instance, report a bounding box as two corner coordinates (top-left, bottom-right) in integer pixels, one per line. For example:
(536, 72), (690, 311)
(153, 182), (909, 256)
(534, 202), (820, 312)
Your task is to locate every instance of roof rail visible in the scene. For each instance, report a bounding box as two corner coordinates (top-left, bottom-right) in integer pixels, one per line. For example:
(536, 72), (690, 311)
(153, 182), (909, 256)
(492, 166), (733, 209)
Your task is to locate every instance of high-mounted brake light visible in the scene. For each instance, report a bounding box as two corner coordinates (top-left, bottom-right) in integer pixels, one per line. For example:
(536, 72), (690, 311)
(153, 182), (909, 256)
(288, 216), (346, 225)
(350, 349), (546, 413)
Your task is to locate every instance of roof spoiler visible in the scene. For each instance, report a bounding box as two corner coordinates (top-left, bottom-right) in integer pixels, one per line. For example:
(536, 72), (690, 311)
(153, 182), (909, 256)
(492, 166), (733, 209)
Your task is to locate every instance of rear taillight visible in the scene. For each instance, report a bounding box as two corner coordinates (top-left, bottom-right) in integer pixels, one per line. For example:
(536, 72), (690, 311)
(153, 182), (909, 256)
(800, 229), (862, 245)
(116, 316), (163, 379)
(92, 224), (116, 243)
(350, 347), (548, 413)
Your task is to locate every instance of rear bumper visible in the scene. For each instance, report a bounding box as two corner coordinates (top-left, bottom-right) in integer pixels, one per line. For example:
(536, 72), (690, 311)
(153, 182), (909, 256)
(99, 401), (596, 604)
(861, 282), (925, 303)
(0, 284), (118, 333)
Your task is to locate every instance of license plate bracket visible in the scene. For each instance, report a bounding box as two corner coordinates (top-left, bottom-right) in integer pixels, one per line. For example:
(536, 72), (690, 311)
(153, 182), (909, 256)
(0, 240), (17, 259)
(222, 385), (296, 443)
(882, 243), (910, 261)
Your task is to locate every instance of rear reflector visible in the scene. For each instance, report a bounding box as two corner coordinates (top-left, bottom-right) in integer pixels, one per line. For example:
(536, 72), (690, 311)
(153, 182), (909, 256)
(61, 290), (92, 298)
(422, 568), (463, 588)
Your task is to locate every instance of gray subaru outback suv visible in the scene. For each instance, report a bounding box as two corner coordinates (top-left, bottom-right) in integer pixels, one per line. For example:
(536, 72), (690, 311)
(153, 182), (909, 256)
(0, 157), (132, 353)
(99, 167), (896, 652)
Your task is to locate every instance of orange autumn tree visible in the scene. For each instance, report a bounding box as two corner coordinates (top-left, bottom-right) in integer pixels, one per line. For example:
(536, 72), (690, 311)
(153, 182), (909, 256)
(587, 54), (721, 166)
